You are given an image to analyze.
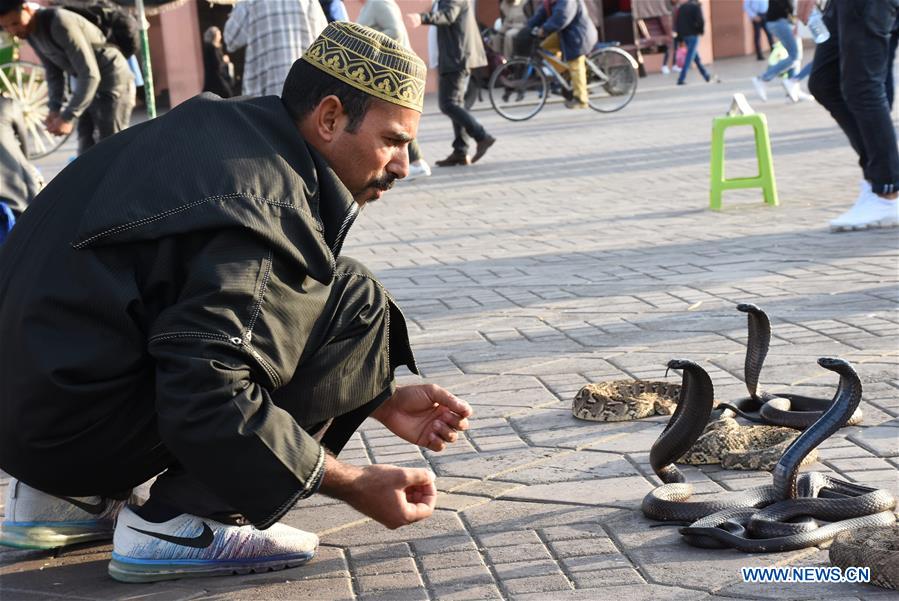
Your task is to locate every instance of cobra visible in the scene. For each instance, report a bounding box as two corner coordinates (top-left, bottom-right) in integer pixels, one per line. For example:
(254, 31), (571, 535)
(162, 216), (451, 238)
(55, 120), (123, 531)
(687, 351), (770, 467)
(642, 357), (896, 552)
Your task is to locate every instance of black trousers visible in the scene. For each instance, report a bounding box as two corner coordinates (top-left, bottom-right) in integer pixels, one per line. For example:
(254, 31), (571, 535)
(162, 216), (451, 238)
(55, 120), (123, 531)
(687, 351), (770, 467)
(76, 80), (135, 155)
(809, 0), (899, 195)
(438, 69), (487, 154)
(752, 17), (774, 59)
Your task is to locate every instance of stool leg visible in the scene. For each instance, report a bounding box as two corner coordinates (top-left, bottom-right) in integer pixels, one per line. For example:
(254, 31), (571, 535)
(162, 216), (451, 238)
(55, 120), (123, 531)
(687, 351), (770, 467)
(709, 121), (725, 211)
(753, 117), (779, 207)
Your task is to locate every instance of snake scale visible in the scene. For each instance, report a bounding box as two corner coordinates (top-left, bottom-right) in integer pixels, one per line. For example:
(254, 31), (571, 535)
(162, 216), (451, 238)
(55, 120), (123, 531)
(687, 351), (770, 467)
(642, 358), (896, 553)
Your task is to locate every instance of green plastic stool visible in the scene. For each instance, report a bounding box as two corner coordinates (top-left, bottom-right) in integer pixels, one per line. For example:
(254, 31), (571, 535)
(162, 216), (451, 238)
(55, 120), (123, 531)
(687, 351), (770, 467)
(709, 113), (778, 210)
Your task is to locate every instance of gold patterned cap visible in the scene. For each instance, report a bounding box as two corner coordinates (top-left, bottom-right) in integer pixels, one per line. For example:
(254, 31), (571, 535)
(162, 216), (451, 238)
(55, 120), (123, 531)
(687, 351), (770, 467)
(302, 22), (427, 112)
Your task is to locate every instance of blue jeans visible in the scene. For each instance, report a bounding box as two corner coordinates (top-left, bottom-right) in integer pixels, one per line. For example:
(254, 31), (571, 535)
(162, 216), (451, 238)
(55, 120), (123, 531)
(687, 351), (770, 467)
(809, 0), (899, 194)
(677, 35), (710, 83)
(761, 18), (798, 81)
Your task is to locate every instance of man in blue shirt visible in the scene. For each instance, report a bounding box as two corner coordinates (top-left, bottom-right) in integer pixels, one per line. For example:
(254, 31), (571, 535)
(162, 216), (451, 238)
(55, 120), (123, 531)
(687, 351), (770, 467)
(743, 0), (773, 60)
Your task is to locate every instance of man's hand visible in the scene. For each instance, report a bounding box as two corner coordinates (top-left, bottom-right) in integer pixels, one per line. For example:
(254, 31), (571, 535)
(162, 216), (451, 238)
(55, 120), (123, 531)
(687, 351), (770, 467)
(320, 456), (436, 529)
(372, 384), (472, 451)
(406, 13), (422, 29)
(45, 114), (73, 136)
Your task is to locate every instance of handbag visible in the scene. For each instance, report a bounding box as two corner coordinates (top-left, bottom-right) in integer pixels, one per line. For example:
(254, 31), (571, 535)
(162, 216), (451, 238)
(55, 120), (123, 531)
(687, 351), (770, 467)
(675, 45), (687, 69)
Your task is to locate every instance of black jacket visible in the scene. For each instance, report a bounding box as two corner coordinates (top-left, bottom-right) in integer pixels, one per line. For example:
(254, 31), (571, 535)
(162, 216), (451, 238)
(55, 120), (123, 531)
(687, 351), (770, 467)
(676, 0), (705, 37)
(0, 94), (412, 528)
(421, 0), (487, 74)
(766, 0), (794, 22)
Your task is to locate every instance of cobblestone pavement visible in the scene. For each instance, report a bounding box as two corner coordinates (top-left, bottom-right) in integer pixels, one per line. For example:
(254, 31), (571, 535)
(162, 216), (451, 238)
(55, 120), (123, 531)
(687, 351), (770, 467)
(1, 54), (898, 600)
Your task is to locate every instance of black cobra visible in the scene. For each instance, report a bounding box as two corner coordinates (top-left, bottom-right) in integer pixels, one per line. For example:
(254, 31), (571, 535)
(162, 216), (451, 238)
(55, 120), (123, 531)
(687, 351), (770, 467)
(718, 303), (863, 429)
(641, 359), (781, 523)
(643, 358), (896, 552)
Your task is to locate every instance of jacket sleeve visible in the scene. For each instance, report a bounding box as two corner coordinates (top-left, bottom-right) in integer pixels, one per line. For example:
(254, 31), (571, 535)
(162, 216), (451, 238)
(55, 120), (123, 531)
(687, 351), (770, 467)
(32, 45), (65, 115)
(224, 3), (249, 52)
(541, 0), (577, 34)
(147, 230), (328, 529)
(526, 5), (547, 29)
(421, 0), (464, 26)
(52, 15), (101, 121)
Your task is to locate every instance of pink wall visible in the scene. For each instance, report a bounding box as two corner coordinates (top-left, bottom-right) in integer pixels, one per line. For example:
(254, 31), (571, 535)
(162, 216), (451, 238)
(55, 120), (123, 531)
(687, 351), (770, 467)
(152, 0), (204, 107)
(709, 0), (753, 59)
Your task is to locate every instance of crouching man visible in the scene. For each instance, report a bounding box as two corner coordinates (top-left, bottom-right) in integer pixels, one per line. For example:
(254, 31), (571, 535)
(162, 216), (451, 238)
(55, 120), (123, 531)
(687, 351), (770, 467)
(0, 22), (471, 583)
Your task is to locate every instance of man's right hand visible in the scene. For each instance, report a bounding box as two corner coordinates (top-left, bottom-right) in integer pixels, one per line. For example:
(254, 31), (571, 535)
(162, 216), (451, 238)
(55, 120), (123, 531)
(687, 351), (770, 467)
(319, 455), (436, 529)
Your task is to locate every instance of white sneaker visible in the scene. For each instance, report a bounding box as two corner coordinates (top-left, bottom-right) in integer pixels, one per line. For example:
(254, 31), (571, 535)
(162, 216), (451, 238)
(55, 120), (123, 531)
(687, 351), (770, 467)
(661, 65), (671, 75)
(406, 159), (431, 181)
(829, 187), (899, 232)
(782, 78), (800, 102)
(794, 89), (815, 102)
(108, 506), (318, 582)
(0, 478), (125, 549)
(672, 65), (682, 73)
(752, 77), (768, 102)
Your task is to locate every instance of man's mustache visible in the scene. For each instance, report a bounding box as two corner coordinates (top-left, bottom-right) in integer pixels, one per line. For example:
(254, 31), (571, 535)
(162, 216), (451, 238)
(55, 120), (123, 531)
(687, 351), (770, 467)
(370, 174), (396, 192)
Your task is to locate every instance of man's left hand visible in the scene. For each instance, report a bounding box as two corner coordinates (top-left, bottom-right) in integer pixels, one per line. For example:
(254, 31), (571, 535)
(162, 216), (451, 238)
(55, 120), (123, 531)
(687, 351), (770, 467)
(373, 384), (472, 451)
(46, 115), (73, 136)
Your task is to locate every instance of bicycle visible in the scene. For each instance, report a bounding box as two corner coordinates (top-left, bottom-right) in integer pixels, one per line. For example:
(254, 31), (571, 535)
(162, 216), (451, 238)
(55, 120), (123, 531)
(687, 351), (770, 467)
(487, 37), (639, 122)
(0, 32), (72, 159)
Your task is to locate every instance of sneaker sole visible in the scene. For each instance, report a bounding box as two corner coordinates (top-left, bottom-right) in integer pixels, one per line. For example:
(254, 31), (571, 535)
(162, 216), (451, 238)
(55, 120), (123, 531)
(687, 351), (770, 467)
(108, 550), (315, 583)
(0, 523), (114, 550)
(830, 218), (899, 232)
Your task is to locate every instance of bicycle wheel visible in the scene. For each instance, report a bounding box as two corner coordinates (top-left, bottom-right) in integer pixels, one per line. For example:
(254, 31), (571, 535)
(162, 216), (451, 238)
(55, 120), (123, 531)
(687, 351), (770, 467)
(585, 47), (638, 113)
(488, 57), (548, 121)
(0, 61), (72, 159)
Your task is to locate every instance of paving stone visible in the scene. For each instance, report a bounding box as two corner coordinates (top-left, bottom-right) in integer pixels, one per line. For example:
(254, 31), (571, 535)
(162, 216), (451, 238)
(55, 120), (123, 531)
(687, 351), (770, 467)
(510, 583), (709, 601)
(568, 566), (646, 588)
(197, 578), (354, 600)
(849, 425), (899, 458)
(492, 559), (563, 580)
(483, 543), (551, 565)
(355, 570), (424, 594)
(547, 538), (619, 558)
(500, 573), (572, 596)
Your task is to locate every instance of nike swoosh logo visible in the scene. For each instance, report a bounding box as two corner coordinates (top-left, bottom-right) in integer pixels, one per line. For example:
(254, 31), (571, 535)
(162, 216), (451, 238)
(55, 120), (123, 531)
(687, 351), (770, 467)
(58, 496), (108, 515)
(129, 522), (215, 549)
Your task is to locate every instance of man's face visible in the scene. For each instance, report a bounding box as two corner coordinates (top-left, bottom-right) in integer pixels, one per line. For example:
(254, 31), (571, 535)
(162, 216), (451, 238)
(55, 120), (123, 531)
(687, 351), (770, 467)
(0, 6), (35, 39)
(325, 99), (420, 208)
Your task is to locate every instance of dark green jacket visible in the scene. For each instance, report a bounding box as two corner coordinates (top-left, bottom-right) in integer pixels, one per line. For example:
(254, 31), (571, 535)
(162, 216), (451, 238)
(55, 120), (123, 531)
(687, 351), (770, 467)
(0, 94), (411, 528)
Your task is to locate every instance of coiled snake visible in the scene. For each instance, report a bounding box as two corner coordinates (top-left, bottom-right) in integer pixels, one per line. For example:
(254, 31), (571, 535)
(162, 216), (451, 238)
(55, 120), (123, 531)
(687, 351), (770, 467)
(642, 358), (896, 553)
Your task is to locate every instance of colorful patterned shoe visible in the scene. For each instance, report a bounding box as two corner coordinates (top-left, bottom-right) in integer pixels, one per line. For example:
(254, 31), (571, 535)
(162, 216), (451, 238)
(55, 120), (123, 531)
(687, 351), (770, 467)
(108, 506), (318, 582)
(0, 478), (125, 549)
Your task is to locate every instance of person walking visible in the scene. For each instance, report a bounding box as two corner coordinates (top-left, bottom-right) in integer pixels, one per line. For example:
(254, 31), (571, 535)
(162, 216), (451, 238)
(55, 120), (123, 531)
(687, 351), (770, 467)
(0, 0), (134, 156)
(357, 0), (431, 179)
(202, 26), (235, 98)
(407, 0), (496, 167)
(224, 0), (328, 97)
(750, 0), (801, 102)
(0, 22), (472, 582)
(809, 0), (899, 231)
(675, 0), (712, 85)
(493, 0), (533, 58)
(744, 0), (774, 61)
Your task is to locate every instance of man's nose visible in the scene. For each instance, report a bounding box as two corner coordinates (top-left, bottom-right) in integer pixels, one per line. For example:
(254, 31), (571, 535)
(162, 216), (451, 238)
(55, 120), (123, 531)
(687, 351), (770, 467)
(388, 145), (410, 180)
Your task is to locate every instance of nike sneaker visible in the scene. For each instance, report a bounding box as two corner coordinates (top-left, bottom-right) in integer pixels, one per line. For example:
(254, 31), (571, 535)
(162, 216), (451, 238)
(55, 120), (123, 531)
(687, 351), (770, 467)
(0, 478), (125, 549)
(108, 506), (318, 582)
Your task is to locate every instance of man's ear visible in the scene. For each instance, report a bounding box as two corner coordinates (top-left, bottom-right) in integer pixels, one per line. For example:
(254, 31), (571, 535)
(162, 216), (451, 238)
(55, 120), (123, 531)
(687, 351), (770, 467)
(313, 95), (345, 142)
